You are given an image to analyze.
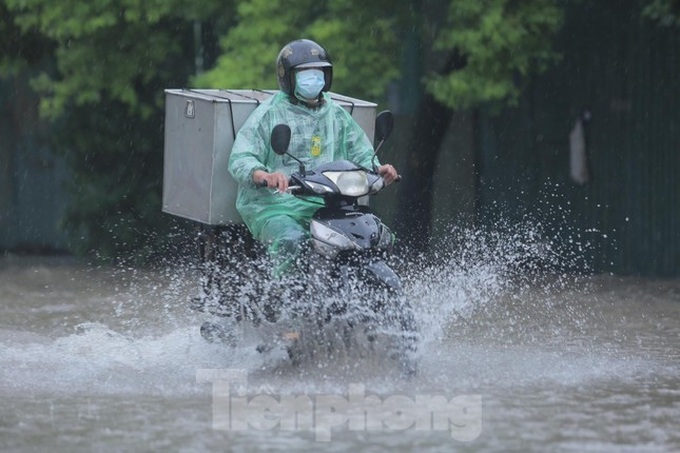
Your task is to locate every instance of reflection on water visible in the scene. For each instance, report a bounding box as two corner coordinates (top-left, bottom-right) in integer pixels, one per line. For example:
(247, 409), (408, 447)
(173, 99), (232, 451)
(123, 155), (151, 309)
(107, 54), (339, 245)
(1, 254), (679, 452)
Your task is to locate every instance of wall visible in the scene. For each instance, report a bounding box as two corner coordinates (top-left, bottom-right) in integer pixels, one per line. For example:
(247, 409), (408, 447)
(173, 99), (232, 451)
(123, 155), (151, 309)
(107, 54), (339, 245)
(0, 74), (71, 253)
(475, 0), (680, 275)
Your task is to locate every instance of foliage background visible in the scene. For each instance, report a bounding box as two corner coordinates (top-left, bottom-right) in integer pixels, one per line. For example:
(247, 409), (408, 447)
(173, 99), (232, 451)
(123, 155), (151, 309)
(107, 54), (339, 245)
(2, 0), (678, 263)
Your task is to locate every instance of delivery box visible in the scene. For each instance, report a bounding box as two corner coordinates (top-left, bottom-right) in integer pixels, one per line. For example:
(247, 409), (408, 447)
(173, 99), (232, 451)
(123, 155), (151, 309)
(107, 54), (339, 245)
(162, 89), (378, 225)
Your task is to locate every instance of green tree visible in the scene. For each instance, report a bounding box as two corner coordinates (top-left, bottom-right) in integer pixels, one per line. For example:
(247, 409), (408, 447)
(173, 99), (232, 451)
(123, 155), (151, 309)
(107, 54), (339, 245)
(198, 0), (564, 252)
(427, 0), (562, 109)
(2, 0), (566, 258)
(396, 0), (563, 251)
(1, 1), (53, 75)
(194, 0), (400, 100)
(3, 0), (229, 259)
(643, 0), (680, 26)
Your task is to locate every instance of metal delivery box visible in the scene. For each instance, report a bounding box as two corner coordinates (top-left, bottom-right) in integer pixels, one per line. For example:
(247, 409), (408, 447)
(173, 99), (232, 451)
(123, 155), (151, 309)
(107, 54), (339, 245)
(162, 89), (378, 225)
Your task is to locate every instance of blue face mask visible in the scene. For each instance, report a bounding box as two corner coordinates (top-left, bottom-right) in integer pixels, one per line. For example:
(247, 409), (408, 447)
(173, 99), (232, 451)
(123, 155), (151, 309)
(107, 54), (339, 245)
(295, 69), (325, 100)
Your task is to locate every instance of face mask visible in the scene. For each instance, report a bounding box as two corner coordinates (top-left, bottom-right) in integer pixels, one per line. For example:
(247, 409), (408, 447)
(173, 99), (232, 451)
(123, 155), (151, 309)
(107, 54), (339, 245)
(295, 69), (325, 100)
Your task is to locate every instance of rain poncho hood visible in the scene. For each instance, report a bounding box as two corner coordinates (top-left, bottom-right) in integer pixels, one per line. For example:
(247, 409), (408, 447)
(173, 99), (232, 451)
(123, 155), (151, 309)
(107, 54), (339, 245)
(229, 91), (378, 241)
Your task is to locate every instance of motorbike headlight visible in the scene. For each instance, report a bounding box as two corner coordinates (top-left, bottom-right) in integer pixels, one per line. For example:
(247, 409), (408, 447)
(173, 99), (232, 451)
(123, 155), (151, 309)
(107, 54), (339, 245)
(304, 180), (333, 194)
(378, 224), (394, 249)
(323, 170), (369, 197)
(310, 220), (354, 249)
(368, 175), (384, 194)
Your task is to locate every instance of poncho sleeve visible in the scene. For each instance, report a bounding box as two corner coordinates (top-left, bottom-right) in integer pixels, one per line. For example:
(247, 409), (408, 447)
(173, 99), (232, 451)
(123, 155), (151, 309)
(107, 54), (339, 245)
(333, 102), (380, 170)
(228, 100), (274, 188)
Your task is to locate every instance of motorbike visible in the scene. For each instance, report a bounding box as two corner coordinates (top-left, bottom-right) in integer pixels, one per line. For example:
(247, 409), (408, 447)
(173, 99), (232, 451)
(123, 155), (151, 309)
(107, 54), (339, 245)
(194, 111), (418, 375)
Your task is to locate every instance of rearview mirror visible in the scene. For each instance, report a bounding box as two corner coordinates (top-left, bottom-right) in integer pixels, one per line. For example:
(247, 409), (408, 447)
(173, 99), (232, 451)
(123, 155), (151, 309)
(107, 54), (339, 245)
(374, 110), (394, 144)
(270, 123), (305, 175)
(271, 124), (291, 155)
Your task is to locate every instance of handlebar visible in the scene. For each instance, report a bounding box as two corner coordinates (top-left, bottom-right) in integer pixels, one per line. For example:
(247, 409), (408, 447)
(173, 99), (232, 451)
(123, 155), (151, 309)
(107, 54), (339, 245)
(257, 178), (302, 194)
(257, 170), (400, 194)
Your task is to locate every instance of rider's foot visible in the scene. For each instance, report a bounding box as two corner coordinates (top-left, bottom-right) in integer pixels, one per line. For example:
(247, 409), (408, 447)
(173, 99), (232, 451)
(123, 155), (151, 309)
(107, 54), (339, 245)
(399, 357), (418, 379)
(200, 321), (238, 345)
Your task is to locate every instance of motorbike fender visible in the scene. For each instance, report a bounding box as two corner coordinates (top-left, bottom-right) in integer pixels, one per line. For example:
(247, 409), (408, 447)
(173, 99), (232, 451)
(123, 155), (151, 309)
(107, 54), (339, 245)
(363, 260), (401, 291)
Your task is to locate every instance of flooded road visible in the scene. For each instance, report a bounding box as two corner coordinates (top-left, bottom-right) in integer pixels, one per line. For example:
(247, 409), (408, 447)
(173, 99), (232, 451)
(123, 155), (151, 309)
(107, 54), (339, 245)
(1, 253), (679, 452)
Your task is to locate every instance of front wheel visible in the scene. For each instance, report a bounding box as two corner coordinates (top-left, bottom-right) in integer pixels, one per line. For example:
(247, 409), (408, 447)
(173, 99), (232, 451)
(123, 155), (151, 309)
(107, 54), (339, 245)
(355, 261), (419, 377)
(383, 292), (419, 377)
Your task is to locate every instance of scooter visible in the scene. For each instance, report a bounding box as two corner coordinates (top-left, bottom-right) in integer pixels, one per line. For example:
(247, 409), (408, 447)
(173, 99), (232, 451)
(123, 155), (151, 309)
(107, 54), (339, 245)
(195, 111), (417, 375)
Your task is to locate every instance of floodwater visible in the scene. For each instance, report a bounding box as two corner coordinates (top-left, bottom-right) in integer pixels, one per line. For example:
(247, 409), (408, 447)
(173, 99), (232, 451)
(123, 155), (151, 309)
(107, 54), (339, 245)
(1, 244), (679, 452)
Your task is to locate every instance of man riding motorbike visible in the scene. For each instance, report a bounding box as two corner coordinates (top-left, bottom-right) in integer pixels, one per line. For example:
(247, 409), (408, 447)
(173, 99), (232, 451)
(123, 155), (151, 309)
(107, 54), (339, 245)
(228, 39), (398, 276)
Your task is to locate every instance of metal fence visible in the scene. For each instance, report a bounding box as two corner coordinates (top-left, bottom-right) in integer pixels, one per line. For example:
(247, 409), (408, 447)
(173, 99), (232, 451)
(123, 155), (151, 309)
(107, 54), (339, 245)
(475, 0), (680, 276)
(0, 75), (70, 253)
(3, 0), (679, 275)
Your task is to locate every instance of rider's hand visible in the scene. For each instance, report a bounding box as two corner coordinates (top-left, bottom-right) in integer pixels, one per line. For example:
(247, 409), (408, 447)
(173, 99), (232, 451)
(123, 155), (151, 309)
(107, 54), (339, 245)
(253, 170), (289, 192)
(378, 164), (399, 185)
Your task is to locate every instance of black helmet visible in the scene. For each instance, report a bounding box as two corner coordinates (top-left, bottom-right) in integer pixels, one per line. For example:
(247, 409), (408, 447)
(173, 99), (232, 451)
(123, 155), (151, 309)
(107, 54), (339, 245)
(276, 39), (333, 96)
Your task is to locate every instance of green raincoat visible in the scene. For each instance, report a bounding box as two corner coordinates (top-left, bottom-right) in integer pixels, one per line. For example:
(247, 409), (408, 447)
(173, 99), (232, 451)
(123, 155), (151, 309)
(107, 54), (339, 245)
(228, 91), (378, 272)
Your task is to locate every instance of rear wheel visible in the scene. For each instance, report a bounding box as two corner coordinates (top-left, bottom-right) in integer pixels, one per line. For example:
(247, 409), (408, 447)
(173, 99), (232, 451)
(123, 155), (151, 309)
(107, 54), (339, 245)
(354, 271), (419, 377)
(193, 224), (270, 345)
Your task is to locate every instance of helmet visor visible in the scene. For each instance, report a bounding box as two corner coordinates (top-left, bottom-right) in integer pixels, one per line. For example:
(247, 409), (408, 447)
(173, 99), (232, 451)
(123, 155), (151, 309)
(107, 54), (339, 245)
(295, 61), (332, 69)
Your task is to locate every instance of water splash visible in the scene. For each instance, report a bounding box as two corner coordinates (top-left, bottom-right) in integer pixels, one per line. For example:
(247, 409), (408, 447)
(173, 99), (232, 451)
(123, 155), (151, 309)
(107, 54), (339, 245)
(2, 223), (678, 450)
(2, 214), (648, 398)
(398, 217), (593, 346)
